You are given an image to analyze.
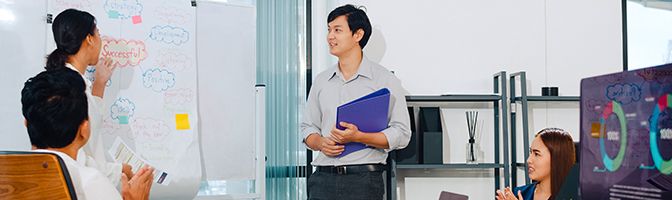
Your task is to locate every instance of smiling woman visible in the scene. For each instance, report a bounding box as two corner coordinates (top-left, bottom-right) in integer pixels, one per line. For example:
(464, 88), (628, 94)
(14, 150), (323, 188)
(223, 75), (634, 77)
(496, 128), (576, 200)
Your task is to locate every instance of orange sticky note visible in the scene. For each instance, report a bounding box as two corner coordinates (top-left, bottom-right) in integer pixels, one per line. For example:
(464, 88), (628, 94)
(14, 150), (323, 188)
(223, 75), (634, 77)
(175, 114), (190, 130)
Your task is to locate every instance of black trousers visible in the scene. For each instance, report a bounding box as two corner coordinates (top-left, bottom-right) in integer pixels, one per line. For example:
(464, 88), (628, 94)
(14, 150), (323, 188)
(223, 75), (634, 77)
(307, 170), (385, 200)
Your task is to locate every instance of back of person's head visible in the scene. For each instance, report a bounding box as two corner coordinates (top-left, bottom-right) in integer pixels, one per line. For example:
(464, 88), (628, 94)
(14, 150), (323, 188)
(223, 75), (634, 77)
(22, 69), (88, 149)
(328, 4), (372, 49)
(46, 8), (97, 70)
(535, 128), (575, 199)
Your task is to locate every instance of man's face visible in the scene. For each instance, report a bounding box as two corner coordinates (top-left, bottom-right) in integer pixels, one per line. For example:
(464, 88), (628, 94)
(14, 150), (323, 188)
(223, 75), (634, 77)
(327, 15), (362, 57)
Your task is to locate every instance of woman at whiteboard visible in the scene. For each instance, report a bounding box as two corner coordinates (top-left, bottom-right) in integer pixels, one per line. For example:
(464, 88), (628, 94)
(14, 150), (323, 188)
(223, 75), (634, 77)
(44, 8), (131, 187)
(496, 128), (576, 200)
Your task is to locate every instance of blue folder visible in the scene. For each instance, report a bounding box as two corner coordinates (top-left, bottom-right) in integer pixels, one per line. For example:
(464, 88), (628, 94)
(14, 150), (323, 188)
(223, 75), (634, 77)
(335, 88), (390, 157)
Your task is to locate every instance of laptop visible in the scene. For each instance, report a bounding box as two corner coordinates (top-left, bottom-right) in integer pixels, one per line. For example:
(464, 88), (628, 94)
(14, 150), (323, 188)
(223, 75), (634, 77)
(438, 191), (468, 200)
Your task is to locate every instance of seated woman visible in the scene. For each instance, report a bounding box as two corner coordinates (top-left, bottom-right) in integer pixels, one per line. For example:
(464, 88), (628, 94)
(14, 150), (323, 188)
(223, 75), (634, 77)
(496, 128), (576, 200)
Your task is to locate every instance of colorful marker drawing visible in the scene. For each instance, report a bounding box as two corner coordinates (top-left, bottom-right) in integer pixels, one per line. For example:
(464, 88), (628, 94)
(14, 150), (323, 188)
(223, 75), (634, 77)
(155, 49), (192, 72)
(104, 0), (143, 20)
(142, 68), (176, 92)
(110, 98), (136, 121)
(138, 141), (173, 163)
(149, 25), (190, 46)
(53, 0), (94, 12)
(99, 117), (121, 135)
(154, 5), (192, 25)
(164, 88), (193, 107)
(84, 66), (112, 87)
(131, 117), (171, 141)
(101, 36), (148, 67)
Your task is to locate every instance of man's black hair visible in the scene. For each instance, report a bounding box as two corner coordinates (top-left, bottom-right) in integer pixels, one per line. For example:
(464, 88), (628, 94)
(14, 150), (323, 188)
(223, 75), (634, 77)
(22, 69), (88, 148)
(328, 4), (372, 49)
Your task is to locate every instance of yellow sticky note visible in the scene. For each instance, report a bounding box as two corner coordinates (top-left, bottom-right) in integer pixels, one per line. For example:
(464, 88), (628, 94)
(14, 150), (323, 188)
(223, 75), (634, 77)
(176, 114), (190, 130)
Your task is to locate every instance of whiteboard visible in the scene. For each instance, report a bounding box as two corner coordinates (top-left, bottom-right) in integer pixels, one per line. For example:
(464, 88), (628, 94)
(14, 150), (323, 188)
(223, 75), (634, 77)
(313, 0), (623, 96)
(45, 0), (201, 199)
(196, 1), (257, 181)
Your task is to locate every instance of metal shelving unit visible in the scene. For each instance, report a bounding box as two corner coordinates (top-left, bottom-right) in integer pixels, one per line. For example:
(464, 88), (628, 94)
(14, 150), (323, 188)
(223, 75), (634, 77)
(508, 71), (580, 186)
(396, 163), (504, 169)
(386, 71), (510, 200)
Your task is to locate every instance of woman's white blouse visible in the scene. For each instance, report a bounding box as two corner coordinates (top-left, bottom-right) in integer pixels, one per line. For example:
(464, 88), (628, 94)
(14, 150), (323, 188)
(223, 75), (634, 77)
(65, 63), (122, 186)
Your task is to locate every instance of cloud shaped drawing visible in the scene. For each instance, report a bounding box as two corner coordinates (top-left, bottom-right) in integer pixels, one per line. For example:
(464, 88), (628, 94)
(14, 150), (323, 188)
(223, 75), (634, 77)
(606, 83), (642, 105)
(143, 68), (176, 92)
(149, 25), (189, 45)
(110, 98), (136, 120)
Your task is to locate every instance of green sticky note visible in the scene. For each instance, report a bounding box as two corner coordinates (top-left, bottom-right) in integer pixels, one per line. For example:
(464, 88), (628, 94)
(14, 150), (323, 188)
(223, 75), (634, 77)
(118, 116), (129, 124)
(108, 11), (120, 19)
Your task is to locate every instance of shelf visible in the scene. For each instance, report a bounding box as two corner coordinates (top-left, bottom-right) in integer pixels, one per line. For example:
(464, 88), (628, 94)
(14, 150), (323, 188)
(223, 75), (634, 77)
(406, 94), (501, 102)
(388, 73), (509, 200)
(397, 163), (504, 169)
(509, 71), (579, 187)
(512, 96), (580, 102)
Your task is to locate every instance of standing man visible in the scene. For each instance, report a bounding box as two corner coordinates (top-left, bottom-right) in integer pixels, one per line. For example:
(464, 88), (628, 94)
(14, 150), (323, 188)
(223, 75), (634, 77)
(301, 4), (411, 200)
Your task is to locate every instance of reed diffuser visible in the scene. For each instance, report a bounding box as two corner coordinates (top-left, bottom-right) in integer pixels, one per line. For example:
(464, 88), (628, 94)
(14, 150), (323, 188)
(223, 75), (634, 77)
(466, 111), (478, 163)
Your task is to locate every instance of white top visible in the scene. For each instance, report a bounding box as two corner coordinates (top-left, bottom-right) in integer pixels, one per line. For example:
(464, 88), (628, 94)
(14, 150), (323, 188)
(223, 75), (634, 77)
(33, 149), (122, 200)
(65, 63), (122, 186)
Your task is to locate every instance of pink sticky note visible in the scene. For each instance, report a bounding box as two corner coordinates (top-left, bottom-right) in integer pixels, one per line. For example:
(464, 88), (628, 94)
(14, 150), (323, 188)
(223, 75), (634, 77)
(132, 15), (142, 24)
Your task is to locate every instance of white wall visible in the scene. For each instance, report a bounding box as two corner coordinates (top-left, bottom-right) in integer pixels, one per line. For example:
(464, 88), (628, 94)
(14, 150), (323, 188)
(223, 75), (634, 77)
(313, 0), (622, 96)
(311, 0), (622, 199)
(0, 0), (47, 150)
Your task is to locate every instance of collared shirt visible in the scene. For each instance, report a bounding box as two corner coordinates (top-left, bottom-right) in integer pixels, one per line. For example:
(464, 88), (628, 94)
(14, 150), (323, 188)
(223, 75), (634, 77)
(300, 55), (411, 166)
(33, 149), (122, 200)
(65, 63), (122, 186)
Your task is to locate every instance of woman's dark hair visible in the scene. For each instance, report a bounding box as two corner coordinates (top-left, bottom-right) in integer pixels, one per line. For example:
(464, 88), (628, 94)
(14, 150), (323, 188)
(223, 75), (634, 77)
(22, 69), (89, 149)
(328, 4), (372, 49)
(46, 8), (97, 70)
(535, 128), (576, 199)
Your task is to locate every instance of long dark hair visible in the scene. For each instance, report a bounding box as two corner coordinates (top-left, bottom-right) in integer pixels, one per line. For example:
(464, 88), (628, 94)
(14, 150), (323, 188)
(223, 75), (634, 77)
(46, 9), (96, 70)
(536, 128), (576, 199)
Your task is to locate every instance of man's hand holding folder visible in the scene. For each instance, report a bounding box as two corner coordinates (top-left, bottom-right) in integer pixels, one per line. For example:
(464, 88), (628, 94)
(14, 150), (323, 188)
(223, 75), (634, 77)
(330, 122), (361, 144)
(313, 136), (345, 157)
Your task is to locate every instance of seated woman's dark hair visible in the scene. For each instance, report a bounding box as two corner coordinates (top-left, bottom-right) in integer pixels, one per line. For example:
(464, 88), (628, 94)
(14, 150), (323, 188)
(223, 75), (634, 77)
(535, 128), (576, 199)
